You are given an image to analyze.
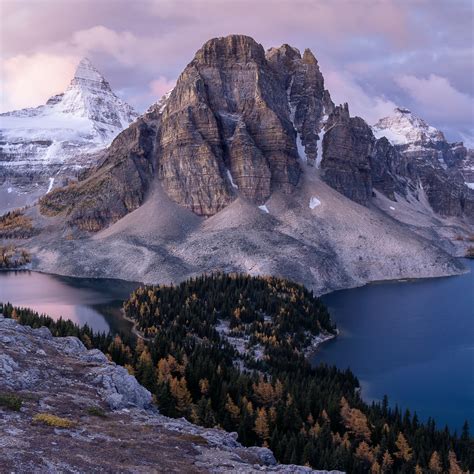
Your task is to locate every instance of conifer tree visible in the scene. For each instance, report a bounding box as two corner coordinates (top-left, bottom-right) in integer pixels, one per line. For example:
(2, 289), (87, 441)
(428, 451), (442, 473)
(394, 432), (413, 462)
(254, 407), (270, 444)
(448, 450), (463, 474)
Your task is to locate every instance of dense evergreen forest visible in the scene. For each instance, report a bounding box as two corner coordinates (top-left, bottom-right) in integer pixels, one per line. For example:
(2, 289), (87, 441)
(1, 273), (472, 473)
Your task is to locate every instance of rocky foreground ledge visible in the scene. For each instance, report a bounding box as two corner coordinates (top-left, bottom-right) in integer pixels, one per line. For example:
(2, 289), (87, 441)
(0, 316), (340, 473)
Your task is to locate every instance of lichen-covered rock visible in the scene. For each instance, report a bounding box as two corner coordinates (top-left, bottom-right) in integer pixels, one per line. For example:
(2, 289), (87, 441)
(91, 364), (152, 410)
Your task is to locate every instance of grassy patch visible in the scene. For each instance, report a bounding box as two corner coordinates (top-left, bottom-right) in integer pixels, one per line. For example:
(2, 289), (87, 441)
(0, 209), (36, 239)
(178, 433), (208, 445)
(33, 413), (76, 428)
(0, 246), (31, 269)
(87, 406), (107, 418)
(0, 392), (23, 411)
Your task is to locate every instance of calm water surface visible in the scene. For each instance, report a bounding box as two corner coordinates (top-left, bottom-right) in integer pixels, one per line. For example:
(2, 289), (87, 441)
(313, 259), (474, 432)
(0, 271), (138, 333)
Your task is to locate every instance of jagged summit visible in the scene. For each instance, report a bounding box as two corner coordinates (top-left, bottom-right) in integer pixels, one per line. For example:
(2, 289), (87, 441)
(1, 57), (137, 133)
(54, 58), (137, 130)
(69, 57), (111, 92)
(373, 107), (445, 145)
(193, 34), (266, 65)
(2, 34), (472, 298)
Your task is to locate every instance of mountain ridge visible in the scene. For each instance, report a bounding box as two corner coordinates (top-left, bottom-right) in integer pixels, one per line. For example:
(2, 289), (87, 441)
(2, 34), (473, 292)
(0, 58), (138, 213)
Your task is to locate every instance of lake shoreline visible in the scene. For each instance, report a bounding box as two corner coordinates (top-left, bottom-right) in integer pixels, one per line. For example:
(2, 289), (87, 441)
(2, 256), (470, 299)
(313, 259), (474, 431)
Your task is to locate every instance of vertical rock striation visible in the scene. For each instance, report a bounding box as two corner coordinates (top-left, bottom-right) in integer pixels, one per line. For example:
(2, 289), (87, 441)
(320, 104), (374, 205)
(158, 34), (301, 215)
(266, 44), (334, 166)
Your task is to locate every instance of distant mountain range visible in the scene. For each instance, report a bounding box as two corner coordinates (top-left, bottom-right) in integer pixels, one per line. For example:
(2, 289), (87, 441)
(2, 35), (473, 291)
(0, 58), (137, 212)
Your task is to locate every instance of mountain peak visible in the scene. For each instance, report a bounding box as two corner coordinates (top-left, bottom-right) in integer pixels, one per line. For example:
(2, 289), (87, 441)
(194, 34), (266, 66)
(373, 107), (445, 145)
(394, 106), (412, 114)
(70, 57), (110, 92)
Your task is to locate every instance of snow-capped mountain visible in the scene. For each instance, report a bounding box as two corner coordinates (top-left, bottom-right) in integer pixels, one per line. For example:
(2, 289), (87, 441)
(372, 107), (473, 188)
(0, 58), (138, 212)
(372, 107), (445, 146)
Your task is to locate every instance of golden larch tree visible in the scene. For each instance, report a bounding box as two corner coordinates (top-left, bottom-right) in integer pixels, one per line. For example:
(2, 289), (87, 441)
(394, 432), (413, 462)
(429, 451), (442, 473)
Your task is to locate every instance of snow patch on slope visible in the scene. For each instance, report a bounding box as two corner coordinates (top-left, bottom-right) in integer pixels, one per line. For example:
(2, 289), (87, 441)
(46, 178), (55, 194)
(0, 57), (138, 212)
(0, 57), (138, 163)
(309, 197), (321, 209)
(226, 169), (239, 189)
(296, 133), (307, 163)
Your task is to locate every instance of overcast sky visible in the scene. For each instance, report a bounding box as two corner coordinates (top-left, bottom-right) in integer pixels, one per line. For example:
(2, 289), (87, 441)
(1, 0), (473, 145)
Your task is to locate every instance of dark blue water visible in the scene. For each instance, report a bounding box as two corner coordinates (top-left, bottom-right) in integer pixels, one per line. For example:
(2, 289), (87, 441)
(0, 271), (138, 334)
(312, 259), (474, 433)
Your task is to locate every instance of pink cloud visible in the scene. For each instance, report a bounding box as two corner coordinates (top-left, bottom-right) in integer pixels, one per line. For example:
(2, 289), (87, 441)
(149, 77), (176, 99)
(395, 74), (474, 123)
(70, 26), (140, 66)
(325, 70), (397, 124)
(1, 54), (78, 113)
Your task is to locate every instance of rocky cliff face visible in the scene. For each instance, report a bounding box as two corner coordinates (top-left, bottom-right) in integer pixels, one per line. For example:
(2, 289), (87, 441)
(39, 111), (158, 231)
(7, 34), (472, 286)
(371, 108), (474, 219)
(0, 58), (138, 214)
(266, 44), (333, 166)
(37, 36), (473, 231)
(319, 105), (474, 220)
(40, 35), (338, 227)
(0, 315), (331, 473)
(158, 35), (302, 215)
(320, 104), (374, 205)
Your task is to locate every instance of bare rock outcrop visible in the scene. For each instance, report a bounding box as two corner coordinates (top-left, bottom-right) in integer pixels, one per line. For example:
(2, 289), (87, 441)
(37, 35), (473, 230)
(0, 315), (338, 473)
(320, 104), (474, 220)
(39, 35), (311, 226)
(158, 35), (301, 215)
(371, 107), (474, 219)
(320, 104), (374, 205)
(39, 111), (158, 231)
(267, 44), (334, 166)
